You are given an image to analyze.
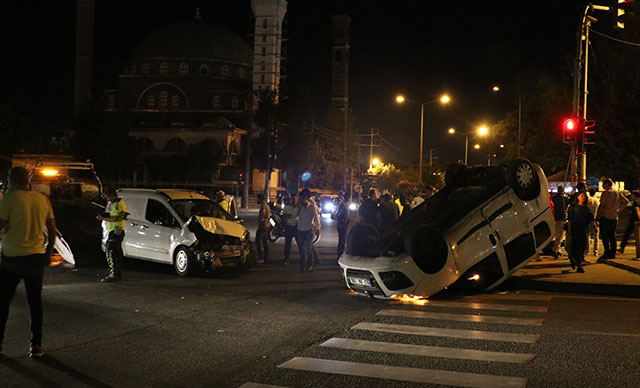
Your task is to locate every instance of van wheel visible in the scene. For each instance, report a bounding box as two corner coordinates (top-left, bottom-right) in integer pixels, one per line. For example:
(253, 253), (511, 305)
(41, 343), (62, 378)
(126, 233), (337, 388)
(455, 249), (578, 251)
(506, 158), (540, 200)
(174, 246), (196, 277)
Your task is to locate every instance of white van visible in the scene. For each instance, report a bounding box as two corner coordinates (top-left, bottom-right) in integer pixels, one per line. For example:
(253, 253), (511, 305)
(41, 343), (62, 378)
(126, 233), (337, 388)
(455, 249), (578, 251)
(102, 189), (252, 276)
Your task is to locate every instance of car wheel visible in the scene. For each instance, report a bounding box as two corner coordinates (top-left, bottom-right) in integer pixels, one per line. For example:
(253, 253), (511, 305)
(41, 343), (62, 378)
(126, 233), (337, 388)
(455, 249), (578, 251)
(506, 158), (540, 200)
(267, 226), (281, 242)
(347, 223), (379, 257)
(174, 246), (196, 277)
(404, 225), (448, 274)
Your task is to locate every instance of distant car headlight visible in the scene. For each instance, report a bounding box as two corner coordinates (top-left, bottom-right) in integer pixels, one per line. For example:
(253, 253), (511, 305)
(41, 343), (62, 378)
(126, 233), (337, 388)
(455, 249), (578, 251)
(324, 203), (335, 212)
(348, 203), (358, 211)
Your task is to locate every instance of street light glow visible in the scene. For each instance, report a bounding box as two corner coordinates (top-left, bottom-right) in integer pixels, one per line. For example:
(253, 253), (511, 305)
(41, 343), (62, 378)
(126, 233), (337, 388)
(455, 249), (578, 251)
(500, 144), (505, 148)
(372, 158), (380, 166)
(478, 126), (488, 136)
(440, 94), (450, 104)
(448, 127), (455, 134)
(396, 95), (405, 103)
(492, 85), (500, 92)
(474, 144), (480, 149)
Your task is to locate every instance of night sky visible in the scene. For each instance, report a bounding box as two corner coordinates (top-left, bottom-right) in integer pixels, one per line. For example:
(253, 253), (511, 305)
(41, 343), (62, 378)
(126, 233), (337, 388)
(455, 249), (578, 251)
(2, 0), (592, 165)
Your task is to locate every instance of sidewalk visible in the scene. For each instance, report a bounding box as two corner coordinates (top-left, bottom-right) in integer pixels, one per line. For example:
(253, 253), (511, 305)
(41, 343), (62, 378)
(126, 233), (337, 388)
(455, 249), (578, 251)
(508, 248), (640, 298)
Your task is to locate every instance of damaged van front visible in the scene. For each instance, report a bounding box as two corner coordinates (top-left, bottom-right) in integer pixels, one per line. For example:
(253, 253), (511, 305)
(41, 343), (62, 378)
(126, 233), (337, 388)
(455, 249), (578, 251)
(102, 189), (253, 276)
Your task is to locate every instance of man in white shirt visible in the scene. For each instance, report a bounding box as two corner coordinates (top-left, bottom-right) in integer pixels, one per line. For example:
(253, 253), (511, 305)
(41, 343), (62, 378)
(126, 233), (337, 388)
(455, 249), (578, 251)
(296, 189), (320, 271)
(596, 178), (629, 261)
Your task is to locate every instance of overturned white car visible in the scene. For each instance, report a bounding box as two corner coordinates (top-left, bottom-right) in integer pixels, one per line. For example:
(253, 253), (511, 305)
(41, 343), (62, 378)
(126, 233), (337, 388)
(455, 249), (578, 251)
(339, 158), (555, 298)
(102, 189), (253, 276)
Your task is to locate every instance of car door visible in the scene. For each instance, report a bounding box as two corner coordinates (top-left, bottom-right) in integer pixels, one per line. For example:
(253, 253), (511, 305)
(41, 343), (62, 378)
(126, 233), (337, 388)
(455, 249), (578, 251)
(134, 198), (182, 263)
(482, 190), (536, 273)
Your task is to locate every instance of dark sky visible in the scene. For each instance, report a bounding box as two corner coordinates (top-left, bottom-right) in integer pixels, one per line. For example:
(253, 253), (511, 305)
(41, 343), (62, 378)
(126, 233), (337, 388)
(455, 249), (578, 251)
(2, 0), (592, 165)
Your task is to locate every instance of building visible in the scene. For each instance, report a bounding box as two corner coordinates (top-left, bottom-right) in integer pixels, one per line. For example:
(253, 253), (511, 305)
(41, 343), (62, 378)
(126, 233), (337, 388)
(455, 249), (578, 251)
(101, 9), (253, 184)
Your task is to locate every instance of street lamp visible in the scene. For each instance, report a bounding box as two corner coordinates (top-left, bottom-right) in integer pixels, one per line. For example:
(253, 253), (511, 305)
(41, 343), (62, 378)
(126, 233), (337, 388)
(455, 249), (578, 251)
(492, 85), (522, 158)
(448, 126), (489, 165)
(396, 93), (451, 185)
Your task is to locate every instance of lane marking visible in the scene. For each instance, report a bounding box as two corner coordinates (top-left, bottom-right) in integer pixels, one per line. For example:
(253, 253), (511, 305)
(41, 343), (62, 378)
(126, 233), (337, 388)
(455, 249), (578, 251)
(352, 322), (540, 343)
(393, 300), (549, 313)
(377, 309), (544, 326)
(553, 295), (640, 303)
(570, 330), (640, 338)
(279, 357), (527, 388)
(320, 337), (535, 363)
(471, 293), (553, 302)
(237, 384), (290, 388)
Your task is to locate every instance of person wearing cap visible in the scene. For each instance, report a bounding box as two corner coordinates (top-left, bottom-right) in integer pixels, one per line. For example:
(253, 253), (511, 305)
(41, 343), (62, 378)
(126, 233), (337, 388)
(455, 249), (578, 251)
(0, 166), (56, 357)
(96, 187), (127, 282)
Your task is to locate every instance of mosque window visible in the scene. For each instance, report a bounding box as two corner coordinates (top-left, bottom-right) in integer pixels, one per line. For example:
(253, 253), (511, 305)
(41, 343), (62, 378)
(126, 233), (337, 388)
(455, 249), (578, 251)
(159, 91), (168, 109)
(147, 94), (155, 107)
(171, 95), (180, 109)
(160, 63), (168, 74)
(200, 64), (209, 74)
(107, 95), (116, 110)
(262, 18), (268, 29)
(179, 63), (189, 74)
(238, 67), (246, 78)
(221, 65), (229, 76)
(231, 96), (238, 110)
(262, 35), (267, 43)
(261, 61), (265, 71)
(142, 63), (150, 74)
(260, 75), (265, 84)
(131, 65), (137, 74)
(213, 95), (221, 109)
(261, 47), (266, 56)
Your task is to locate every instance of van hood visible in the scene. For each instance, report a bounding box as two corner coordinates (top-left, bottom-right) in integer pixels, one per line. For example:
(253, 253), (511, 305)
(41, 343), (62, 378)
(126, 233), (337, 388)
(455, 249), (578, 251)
(192, 216), (246, 239)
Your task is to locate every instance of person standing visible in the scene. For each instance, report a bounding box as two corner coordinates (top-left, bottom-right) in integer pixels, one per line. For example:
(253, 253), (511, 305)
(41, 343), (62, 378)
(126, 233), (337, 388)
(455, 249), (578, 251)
(96, 187), (127, 282)
(296, 189), (320, 271)
(0, 167), (56, 357)
(567, 191), (594, 273)
(309, 196), (321, 266)
(215, 190), (231, 214)
(282, 194), (299, 265)
(256, 193), (270, 264)
(596, 178), (629, 261)
(551, 186), (568, 258)
(586, 187), (600, 256)
(334, 193), (350, 261)
(378, 194), (398, 234)
(359, 189), (379, 226)
(618, 190), (640, 254)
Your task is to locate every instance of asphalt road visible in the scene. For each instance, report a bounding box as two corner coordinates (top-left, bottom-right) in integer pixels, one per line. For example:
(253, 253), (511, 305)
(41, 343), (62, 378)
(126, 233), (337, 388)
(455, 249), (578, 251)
(1, 211), (639, 387)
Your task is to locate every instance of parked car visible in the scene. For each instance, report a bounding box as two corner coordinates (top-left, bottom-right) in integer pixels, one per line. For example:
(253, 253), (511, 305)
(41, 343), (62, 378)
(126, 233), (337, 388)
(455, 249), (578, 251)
(339, 158), (555, 298)
(101, 189), (253, 276)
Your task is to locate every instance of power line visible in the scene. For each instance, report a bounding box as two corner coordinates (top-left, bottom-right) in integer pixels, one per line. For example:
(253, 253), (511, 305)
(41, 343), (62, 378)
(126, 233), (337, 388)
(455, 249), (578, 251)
(591, 29), (640, 47)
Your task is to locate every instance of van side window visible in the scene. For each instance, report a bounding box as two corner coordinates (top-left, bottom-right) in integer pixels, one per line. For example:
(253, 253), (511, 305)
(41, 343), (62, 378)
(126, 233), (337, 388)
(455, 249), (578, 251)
(146, 199), (177, 227)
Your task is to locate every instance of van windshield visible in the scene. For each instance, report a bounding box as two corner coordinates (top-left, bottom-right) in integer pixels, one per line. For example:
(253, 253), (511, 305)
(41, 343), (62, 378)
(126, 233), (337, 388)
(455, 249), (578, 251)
(169, 199), (233, 221)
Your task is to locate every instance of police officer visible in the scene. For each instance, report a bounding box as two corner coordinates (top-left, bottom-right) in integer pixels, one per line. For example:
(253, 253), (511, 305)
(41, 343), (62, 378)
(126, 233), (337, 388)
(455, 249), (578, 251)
(96, 187), (127, 282)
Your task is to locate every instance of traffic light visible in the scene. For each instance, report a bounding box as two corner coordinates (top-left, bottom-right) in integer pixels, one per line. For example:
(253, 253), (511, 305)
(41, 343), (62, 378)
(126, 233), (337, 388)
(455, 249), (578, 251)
(583, 119), (596, 145)
(616, 0), (635, 29)
(562, 118), (580, 144)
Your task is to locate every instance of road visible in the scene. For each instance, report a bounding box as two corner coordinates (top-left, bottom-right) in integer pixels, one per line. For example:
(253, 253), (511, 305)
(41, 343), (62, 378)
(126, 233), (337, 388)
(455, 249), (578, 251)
(1, 211), (639, 387)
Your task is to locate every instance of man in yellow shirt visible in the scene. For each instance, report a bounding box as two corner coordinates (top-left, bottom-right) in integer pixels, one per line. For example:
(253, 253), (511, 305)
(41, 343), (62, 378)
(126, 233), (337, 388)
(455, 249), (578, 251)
(96, 187), (127, 282)
(0, 166), (56, 358)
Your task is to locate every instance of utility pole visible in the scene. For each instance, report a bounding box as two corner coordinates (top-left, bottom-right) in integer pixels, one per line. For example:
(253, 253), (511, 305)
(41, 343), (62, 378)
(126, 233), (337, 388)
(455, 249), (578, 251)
(429, 149), (435, 167)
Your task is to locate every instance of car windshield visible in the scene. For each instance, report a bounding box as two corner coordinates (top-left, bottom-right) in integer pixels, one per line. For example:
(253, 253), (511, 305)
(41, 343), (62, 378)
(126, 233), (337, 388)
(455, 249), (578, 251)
(169, 199), (233, 221)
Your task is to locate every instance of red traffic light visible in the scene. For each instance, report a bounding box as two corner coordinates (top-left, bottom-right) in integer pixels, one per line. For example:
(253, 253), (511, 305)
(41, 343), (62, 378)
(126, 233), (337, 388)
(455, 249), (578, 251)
(563, 118), (577, 131)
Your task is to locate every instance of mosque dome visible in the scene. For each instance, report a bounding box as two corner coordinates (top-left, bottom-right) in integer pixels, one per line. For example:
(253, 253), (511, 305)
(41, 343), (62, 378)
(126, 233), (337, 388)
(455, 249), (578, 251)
(130, 19), (252, 64)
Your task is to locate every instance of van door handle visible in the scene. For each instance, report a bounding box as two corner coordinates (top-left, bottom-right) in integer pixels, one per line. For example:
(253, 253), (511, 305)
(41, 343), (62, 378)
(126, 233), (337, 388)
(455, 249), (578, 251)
(130, 222), (138, 227)
(489, 234), (497, 246)
(140, 224), (149, 229)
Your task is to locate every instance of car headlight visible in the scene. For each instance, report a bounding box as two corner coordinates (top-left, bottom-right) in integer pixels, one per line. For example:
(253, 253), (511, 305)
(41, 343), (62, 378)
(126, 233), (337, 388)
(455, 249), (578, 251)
(324, 203), (335, 212)
(348, 203), (358, 211)
(241, 230), (249, 241)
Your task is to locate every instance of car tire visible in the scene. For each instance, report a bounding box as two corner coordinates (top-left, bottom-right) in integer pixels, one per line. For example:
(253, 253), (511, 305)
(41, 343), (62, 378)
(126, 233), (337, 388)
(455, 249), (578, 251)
(506, 158), (540, 200)
(174, 246), (196, 277)
(404, 225), (448, 274)
(346, 223), (379, 257)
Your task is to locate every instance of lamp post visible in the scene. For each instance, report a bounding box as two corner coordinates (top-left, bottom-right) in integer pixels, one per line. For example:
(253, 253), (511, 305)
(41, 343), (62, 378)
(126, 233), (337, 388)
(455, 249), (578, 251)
(396, 94), (450, 185)
(449, 126), (488, 165)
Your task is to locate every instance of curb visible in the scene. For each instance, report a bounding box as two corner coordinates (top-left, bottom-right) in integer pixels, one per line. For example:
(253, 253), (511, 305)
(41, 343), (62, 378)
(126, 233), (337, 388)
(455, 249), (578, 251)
(503, 276), (640, 298)
(603, 260), (640, 275)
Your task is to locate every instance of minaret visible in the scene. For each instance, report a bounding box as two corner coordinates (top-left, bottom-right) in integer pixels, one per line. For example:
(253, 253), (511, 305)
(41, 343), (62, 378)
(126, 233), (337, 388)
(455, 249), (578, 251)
(74, 0), (95, 114)
(251, 0), (287, 98)
(331, 15), (351, 111)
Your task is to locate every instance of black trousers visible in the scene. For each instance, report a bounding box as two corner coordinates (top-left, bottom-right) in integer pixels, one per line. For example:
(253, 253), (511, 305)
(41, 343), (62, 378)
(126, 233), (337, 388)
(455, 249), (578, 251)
(337, 227), (347, 260)
(106, 231), (124, 278)
(284, 225), (298, 261)
(0, 254), (46, 346)
(570, 230), (587, 266)
(620, 218), (637, 250)
(599, 218), (618, 258)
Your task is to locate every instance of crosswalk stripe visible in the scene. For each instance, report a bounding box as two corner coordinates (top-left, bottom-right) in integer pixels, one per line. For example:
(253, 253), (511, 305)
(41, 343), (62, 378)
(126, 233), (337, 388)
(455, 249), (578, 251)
(352, 322), (540, 343)
(391, 300), (548, 313)
(279, 357), (527, 388)
(237, 384), (290, 388)
(465, 293), (553, 302)
(377, 309), (544, 326)
(320, 337), (535, 363)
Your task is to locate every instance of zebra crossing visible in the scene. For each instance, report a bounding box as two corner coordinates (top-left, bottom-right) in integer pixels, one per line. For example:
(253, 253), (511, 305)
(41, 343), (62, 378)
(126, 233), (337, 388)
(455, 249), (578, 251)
(239, 294), (548, 388)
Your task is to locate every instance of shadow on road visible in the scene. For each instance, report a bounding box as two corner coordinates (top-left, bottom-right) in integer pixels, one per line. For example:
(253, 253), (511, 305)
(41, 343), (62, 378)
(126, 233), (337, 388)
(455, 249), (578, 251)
(0, 354), (63, 388)
(35, 354), (114, 388)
